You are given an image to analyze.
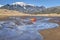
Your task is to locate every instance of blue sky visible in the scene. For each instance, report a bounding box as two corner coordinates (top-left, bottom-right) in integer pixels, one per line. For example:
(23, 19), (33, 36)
(0, 0), (60, 7)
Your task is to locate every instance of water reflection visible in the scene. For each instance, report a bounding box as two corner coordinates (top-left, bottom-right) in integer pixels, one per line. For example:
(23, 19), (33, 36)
(0, 16), (59, 40)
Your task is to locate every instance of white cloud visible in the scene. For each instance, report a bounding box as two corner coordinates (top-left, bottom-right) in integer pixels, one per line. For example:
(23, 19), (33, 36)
(0, 5), (3, 7)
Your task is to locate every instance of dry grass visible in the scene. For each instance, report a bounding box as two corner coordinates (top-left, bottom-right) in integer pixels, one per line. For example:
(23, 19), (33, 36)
(0, 9), (30, 16)
(0, 9), (60, 17)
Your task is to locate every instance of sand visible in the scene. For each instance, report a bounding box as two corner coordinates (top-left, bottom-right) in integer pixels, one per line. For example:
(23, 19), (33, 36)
(40, 27), (60, 40)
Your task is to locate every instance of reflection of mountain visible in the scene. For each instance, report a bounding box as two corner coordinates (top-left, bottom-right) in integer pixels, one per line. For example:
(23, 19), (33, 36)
(0, 2), (60, 14)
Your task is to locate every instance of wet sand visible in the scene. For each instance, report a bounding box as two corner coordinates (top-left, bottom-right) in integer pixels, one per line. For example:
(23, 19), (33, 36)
(40, 27), (60, 40)
(40, 17), (60, 40)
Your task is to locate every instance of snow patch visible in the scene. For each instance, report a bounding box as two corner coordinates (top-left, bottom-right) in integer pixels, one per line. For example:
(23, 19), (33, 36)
(24, 6), (26, 9)
(12, 2), (34, 6)
(0, 4), (3, 7)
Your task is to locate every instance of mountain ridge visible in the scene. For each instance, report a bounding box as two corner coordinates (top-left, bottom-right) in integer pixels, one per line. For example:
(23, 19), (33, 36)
(0, 2), (60, 14)
(0, 2), (46, 13)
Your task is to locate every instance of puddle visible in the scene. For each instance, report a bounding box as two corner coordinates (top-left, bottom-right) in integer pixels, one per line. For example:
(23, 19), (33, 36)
(0, 17), (59, 40)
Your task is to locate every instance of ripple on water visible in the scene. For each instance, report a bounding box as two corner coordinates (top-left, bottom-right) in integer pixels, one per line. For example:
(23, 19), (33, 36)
(0, 21), (43, 40)
(17, 22), (59, 31)
(0, 20), (59, 40)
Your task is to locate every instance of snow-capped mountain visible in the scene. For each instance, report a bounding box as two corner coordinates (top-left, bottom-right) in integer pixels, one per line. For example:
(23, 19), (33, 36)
(0, 2), (46, 13)
(12, 2), (35, 10)
(12, 2), (34, 7)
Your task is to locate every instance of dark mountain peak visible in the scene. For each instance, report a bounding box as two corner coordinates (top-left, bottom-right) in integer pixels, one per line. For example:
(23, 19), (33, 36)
(39, 6), (46, 9)
(6, 4), (10, 6)
(2, 4), (10, 7)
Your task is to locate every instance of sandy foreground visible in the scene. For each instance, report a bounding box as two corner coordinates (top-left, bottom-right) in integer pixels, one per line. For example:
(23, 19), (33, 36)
(40, 27), (60, 40)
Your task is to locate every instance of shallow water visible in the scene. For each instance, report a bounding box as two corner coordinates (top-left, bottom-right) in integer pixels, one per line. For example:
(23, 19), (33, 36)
(0, 17), (59, 40)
